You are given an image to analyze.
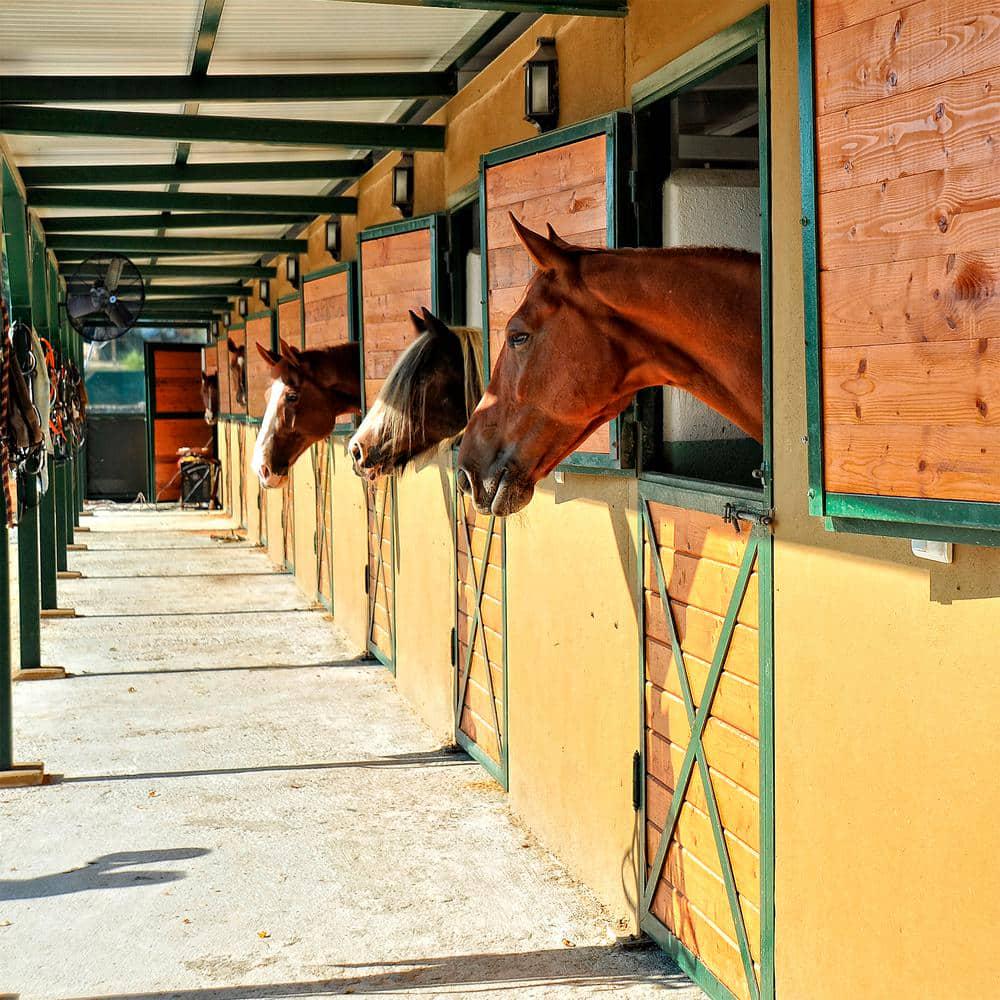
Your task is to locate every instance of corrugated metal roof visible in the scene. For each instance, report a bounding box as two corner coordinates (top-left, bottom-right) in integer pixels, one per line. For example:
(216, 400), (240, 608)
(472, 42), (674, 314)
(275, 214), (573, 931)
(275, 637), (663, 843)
(0, 1), (202, 75)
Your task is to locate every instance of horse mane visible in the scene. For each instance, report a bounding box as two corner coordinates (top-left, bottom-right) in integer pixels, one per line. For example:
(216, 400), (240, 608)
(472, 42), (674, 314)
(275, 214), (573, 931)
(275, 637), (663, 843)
(377, 325), (484, 461)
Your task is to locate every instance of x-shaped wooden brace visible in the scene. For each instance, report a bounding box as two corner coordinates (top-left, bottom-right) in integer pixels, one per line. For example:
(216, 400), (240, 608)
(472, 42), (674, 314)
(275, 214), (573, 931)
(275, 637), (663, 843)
(367, 478), (391, 649)
(640, 500), (760, 1000)
(312, 441), (332, 599)
(455, 499), (504, 757)
(281, 475), (294, 559)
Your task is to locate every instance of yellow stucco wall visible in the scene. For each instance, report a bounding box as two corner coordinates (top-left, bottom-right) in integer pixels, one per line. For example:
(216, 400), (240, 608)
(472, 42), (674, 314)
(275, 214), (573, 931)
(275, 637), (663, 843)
(265, 481), (285, 570)
(245, 427), (262, 546)
(328, 436), (369, 655)
(392, 452), (457, 743)
(216, 421), (229, 517)
(292, 450), (318, 601)
(227, 2), (1000, 995)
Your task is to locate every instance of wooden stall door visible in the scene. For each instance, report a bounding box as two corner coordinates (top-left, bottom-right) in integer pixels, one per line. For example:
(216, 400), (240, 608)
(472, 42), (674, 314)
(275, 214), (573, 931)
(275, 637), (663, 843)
(146, 344), (208, 502)
(483, 130), (614, 458)
(360, 226), (437, 668)
(304, 266), (354, 610)
(639, 496), (771, 1000)
(809, 0), (1000, 510)
(455, 492), (507, 785)
(366, 477), (394, 668)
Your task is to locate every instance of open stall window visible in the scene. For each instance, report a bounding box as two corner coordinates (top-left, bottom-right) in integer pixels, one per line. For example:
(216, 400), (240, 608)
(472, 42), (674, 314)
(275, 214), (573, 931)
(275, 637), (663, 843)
(800, 0), (1000, 545)
(447, 196), (482, 329)
(633, 37), (768, 494)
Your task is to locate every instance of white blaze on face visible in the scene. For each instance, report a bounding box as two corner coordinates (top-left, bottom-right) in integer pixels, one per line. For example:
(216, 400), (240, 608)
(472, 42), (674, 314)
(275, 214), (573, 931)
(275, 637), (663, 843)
(349, 399), (387, 471)
(252, 377), (287, 487)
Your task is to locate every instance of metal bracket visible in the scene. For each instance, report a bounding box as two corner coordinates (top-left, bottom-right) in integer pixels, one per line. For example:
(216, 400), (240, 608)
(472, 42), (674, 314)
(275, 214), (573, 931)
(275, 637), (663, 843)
(723, 503), (774, 533)
(632, 750), (642, 812)
(363, 563), (370, 595)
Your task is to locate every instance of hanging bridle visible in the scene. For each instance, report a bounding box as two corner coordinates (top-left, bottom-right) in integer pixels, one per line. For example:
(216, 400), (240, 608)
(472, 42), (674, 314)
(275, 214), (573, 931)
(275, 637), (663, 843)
(38, 337), (86, 463)
(0, 294), (46, 526)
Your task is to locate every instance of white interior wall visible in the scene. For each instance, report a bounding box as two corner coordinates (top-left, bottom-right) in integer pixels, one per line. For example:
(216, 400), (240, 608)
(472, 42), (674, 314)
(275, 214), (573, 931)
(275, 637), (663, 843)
(661, 168), (760, 443)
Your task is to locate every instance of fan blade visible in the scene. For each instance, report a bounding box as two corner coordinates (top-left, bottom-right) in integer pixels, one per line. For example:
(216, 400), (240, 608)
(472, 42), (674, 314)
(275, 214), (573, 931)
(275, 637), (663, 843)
(67, 292), (99, 320)
(103, 300), (134, 331)
(104, 258), (125, 293)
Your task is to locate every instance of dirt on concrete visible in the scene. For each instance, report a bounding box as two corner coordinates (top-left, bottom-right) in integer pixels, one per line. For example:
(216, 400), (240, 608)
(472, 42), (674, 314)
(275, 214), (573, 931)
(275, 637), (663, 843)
(1, 506), (703, 999)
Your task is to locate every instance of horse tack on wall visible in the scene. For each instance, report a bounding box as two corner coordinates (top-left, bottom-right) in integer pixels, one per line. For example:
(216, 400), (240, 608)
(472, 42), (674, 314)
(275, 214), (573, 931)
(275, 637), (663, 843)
(358, 216), (446, 669)
(480, 112), (633, 469)
(304, 261), (358, 610)
(801, 0), (1000, 542)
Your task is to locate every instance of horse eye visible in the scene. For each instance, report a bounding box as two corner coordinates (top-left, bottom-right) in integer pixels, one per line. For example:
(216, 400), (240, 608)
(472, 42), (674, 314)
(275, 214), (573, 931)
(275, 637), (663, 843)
(508, 331), (530, 348)
(285, 391), (300, 403)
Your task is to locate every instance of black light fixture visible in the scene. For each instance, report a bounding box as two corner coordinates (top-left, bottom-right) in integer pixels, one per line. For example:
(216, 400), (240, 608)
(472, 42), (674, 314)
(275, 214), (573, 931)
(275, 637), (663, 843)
(222, 312), (232, 328)
(391, 153), (414, 219)
(259, 278), (271, 307)
(325, 217), (342, 259)
(286, 255), (300, 289)
(237, 295), (249, 318)
(524, 37), (559, 133)
(211, 319), (219, 341)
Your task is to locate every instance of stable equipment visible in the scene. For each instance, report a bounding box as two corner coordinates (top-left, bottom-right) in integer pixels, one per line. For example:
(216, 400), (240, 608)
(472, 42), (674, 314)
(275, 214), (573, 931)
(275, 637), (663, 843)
(64, 255), (144, 342)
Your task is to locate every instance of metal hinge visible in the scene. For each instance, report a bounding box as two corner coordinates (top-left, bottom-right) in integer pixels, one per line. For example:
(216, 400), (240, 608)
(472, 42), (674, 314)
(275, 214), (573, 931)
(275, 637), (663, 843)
(632, 750), (642, 812)
(450, 627), (456, 668)
(363, 564), (370, 595)
(723, 503), (774, 533)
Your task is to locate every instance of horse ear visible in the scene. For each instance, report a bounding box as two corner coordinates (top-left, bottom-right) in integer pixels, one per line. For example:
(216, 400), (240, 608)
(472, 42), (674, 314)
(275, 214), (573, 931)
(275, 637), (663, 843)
(419, 306), (454, 339)
(256, 342), (281, 368)
(546, 223), (574, 250)
(278, 338), (302, 366)
(408, 309), (427, 334)
(227, 337), (238, 353)
(509, 213), (572, 272)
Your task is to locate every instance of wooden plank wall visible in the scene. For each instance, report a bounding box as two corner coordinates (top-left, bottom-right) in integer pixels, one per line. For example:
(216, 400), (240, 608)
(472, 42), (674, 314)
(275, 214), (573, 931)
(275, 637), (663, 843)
(202, 345), (217, 377)
(367, 478), (393, 660)
(150, 347), (205, 501)
(216, 339), (231, 415)
(279, 298), (303, 349)
(245, 313), (273, 420)
(485, 134), (611, 455)
(813, 0), (1000, 501)
(456, 498), (505, 767)
(304, 271), (352, 349)
(642, 502), (761, 1000)
(226, 325), (246, 418)
(360, 228), (433, 407)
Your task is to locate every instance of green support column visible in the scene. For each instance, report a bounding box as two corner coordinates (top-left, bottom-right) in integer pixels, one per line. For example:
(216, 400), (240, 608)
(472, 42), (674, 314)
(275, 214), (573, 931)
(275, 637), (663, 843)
(3, 162), (44, 668)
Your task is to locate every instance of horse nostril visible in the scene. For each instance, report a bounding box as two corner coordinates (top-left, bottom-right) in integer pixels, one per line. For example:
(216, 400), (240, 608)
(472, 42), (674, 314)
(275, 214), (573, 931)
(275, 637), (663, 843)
(456, 467), (473, 497)
(350, 440), (364, 465)
(260, 463), (271, 480)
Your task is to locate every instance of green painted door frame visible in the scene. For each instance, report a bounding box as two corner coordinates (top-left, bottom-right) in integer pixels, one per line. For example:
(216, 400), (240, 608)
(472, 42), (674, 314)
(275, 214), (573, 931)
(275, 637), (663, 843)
(629, 11), (775, 1000)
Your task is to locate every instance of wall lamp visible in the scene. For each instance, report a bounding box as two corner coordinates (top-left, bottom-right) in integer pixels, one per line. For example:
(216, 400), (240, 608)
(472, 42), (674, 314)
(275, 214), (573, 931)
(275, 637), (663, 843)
(392, 154), (415, 219)
(524, 37), (559, 133)
(325, 217), (342, 259)
(286, 255), (300, 289)
(259, 278), (271, 307)
(237, 296), (249, 318)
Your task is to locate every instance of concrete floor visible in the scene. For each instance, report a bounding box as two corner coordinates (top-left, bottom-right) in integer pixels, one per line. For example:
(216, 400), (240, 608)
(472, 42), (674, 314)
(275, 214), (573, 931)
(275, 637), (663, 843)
(1, 506), (703, 1000)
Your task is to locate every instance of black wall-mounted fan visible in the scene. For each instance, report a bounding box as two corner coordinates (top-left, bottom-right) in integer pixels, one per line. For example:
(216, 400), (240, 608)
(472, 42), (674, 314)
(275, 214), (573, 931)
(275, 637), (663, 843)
(65, 255), (145, 342)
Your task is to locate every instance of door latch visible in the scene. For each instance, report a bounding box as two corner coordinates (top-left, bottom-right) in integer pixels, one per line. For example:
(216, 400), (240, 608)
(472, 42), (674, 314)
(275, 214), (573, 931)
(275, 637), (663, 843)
(723, 503), (774, 533)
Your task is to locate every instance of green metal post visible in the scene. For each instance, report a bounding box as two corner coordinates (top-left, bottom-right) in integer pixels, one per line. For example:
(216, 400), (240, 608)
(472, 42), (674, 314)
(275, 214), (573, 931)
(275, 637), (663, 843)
(0, 488), (11, 771)
(48, 264), (70, 569)
(4, 161), (44, 668)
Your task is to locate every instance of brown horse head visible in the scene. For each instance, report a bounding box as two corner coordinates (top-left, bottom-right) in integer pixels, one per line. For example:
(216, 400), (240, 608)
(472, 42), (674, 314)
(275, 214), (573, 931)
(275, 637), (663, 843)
(201, 372), (219, 425)
(227, 337), (247, 408)
(348, 308), (483, 481)
(251, 338), (361, 488)
(457, 216), (762, 515)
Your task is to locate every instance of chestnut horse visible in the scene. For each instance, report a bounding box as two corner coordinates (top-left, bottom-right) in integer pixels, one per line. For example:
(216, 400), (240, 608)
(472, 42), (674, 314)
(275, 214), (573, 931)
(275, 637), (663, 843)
(201, 372), (219, 425)
(457, 216), (762, 516)
(251, 338), (361, 488)
(348, 307), (483, 481)
(227, 337), (247, 408)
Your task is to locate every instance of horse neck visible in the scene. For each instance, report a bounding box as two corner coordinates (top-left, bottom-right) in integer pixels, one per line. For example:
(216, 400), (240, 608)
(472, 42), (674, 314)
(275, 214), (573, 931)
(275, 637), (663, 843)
(580, 249), (762, 437)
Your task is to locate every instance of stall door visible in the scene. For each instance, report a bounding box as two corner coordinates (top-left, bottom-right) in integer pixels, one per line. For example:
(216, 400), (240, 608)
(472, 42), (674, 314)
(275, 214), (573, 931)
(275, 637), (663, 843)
(454, 489), (507, 785)
(639, 490), (772, 1000)
(145, 344), (208, 502)
(359, 219), (441, 669)
(304, 264), (355, 610)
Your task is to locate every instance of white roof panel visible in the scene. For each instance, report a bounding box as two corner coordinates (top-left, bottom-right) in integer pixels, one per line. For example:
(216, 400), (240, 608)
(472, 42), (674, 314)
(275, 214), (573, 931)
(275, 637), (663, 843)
(0, 1), (202, 75)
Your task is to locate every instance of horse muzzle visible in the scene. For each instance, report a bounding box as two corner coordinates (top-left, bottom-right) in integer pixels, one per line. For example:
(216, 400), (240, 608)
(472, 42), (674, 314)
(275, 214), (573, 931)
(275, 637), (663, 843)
(457, 461), (533, 517)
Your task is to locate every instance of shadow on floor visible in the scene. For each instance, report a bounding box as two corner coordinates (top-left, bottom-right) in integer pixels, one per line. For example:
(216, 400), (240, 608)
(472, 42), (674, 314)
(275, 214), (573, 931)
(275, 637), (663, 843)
(52, 748), (474, 785)
(71, 608), (315, 620)
(0, 848), (210, 901)
(63, 943), (695, 998)
(74, 659), (374, 679)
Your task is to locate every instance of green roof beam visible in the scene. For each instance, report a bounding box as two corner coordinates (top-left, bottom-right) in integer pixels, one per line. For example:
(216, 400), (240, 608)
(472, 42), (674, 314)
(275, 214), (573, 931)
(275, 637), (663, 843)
(42, 212), (313, 233)
(30, 188), (355, 214)
(2, 106), (446, 152)
(49, 235), (308, 254)
(0, 72), (456, 104)
(333, 0), (624, 12)
(57, 263), (275, 279)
